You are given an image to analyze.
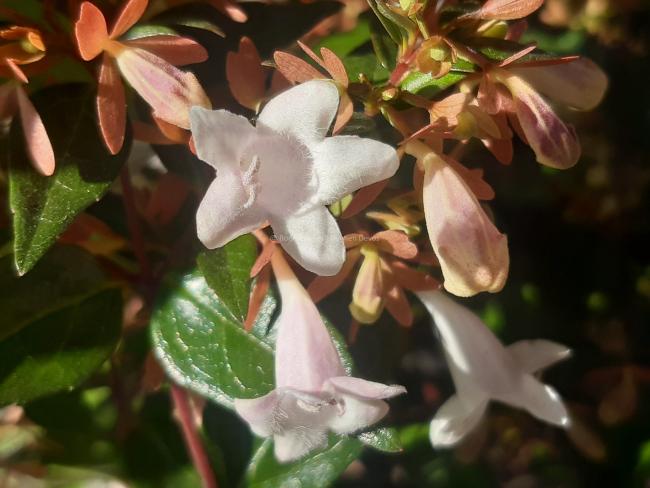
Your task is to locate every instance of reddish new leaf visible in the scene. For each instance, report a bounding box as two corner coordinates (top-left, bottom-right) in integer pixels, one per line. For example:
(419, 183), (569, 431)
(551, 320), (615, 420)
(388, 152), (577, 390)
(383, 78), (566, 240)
(74, 1), (109, 61)
(97, 54), (126, 154)
(110, 0), (148, 38)
(226, 37), (266, 111)
(273, 51), (324, 85)
(124, 36), (208, 66)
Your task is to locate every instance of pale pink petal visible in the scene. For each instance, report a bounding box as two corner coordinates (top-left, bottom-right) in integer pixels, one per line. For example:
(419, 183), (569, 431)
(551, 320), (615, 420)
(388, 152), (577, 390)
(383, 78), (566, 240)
(273, 255), (346, 390)
(429, 394), (488, 447)
(511, 58), (608, 111)
(327, 395), (389, 435)
(16, 86), (55, 176)
(124, 36), (208, 66)
(270, 207), (345, 276)
(312, 135), (399, 205)
(326, 376), (406, 400)
(422, 154), (509, 296)
(258, 79), (338, 145)
(234, 390), (281, 437)
(498, 70), (580, 169)
(274, 428), (328, 463)
(507, 340), (572, 373)
(115, 47), (210, 129)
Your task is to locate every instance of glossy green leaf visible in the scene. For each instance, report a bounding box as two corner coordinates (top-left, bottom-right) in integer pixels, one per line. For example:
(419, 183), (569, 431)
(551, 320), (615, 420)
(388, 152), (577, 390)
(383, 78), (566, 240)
(0, 287), (122, 406)
(8, 84), (131, 275)
(0, 246), (107, 341)
(344, 54), (391, 83)
(197, 234), (257, 323)
(359, 427), (403, 453)
(400, 71), (467, 96)
(244, 437), (364, 488)
(315, 18), (372, 58)
(151, 271), (276, 408)
(465, 37), (564, 64)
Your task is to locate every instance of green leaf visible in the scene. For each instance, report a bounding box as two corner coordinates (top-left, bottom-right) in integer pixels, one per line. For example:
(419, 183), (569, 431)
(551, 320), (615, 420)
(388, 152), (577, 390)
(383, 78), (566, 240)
(0, 245), (107, 341)
(197, 234), (257, 323)
(244, 437), (364, 488)
(464, 37), (563, 64)
(344, 54), (391, 83)
(400, 71), (467, 96)
(315, 18), (372, 58)
(8, 84), (131, 275)
(151, 271), (276, 408)
(0, 287), (122, 406)
(359, 427), (403, 453)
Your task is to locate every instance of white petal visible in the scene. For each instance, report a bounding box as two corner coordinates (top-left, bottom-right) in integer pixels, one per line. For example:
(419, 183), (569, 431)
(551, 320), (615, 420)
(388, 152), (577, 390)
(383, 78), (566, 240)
(190, 107), (256, 170)
(327, 394), (389, 435)
(511, 58), (607, 111)
(234, 390), (281, 437)
(429, 394), (488, 447)
(270, 206), (345, 276)
(312, 135), (399, 204)
(258, 80), (339, 144)
(326, 376), (406, 400)
(196, 178), (265, 249)
(499, 375), (570, 427)
(274, 428), (329, 463)
(508, 340), (571, 373)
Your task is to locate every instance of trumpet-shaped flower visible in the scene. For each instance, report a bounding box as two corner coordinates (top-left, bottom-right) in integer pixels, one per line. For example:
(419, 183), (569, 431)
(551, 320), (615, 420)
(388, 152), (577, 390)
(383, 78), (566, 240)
(235, 249), (405, 463)
(74, 0), (210, 154)
(406, 141), (509, 297)
(417, 290), (571, 447)
(190, 79), (399, 276)
(0, 27), (54, 176)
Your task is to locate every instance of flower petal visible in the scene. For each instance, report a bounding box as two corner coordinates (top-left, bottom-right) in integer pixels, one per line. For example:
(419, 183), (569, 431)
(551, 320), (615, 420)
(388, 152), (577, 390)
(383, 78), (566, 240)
(473, 0), (544, 20)
(190, 106), (255, 170)
(97, 54), (126, 154)
(312, 135), (399, 204)
(429, 394), (488, 447)
(500, 375), (570, 427)
(422, 154), (509, 296)
(110, 0), (148, 39)
(258, 79), (338, 145)
(307, 248), (361, 302)
(274, 428), (328, 463)
(234, 390), (281, 437)
(328, 395), (389, 435)
(507, 340), (571, 373)
(16, 86), (55, 176)
(270, 206), (345, 276)
(498, 70), (580, 169)
(511, 58), (607, 111)
(196, 178), (265, 249)
(124, 36), (208, 66)
(326, 376), (406, 400)
(74, 1), (109, 61)
(115, 47), (210, 129)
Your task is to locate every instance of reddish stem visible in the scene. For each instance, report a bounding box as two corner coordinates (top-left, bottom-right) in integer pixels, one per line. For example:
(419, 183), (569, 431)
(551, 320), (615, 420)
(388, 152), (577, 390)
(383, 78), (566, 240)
(171, 384), (218, 488)
(119, 166), (152, 283)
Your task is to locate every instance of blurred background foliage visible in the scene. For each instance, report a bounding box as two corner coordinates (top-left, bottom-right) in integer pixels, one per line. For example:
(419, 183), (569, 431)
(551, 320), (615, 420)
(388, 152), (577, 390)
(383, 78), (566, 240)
(0, 0), (649, 486)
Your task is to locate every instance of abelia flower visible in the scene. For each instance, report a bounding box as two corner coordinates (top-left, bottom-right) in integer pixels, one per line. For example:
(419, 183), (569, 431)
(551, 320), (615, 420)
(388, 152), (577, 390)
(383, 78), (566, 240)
(308, 230), (439, 327)
(406, 141), (509, 297)
(234, 248), (405, 463)
(0, 27), (54, 176)
(74, 0), (210, 154)
(190, 79), (399, 276)
(417, 290), (571, 447)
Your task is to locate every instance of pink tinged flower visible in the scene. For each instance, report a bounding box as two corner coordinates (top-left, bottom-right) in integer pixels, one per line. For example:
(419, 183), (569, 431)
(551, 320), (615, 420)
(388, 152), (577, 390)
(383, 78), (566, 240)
(0, 82), (55, 176)
(190, 80), (400, 276)
(234, 251), (405, 463)
(408, 142), (508, 297)
(416, 290), (571, 448)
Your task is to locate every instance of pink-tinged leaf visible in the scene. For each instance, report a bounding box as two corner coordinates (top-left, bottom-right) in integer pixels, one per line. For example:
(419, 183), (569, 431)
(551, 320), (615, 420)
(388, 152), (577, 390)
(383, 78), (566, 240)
(333, 92), (353, 134)
(144, 173), (191, 225)
(498, 43), (537, 67)
(389, 259), (440, 292)
(473, 0), (544, 20)
(511, 58), (608, 111)
(297, 41), (327, 71)
(15, 85), (55, 176)
(0, 83), (17, 119)
(132, 121), (175, 145)
(250, 239), (276, 278)
(422, 153), (509, 296)
(74, 2), (109, 61)
(429, 93), (470, 129)
(226, 37), (266, 112)
(209, 0), (248, 23)
(506, 19), (528, 41)
(115, 47), (210, 129)
(244, 264), (271, 331)
(349, 248), (384, 324)
(153, 116), (190, 144)
(383, 281), (413, 327)
(341, 179), (389, 219)
(373, 230), (418, 259)
(110, 0), (148, 39)
(4, 59), (28, 83)
(482, 136), (513, 165)
(273, 51), (324, 85)
(498, 70), (581, 169)
(97, 54), (126, 155)
(307, 248), (361, 302)
(321, 47), (348, 86)
(444, 156), (495, 201)
(124, 36), (208, 66)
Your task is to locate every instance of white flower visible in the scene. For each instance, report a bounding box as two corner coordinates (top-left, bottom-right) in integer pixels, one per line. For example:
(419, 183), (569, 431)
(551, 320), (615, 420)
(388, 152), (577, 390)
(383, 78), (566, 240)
(234, 249), (405, 463)
(190, 80), (400, 276)
(417, 290), (571, 447)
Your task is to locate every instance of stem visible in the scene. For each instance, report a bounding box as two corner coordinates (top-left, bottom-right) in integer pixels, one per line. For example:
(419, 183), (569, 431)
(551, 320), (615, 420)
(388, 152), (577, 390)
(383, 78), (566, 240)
(171, 385), (218, 488)
(119, 166), (152, 283)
